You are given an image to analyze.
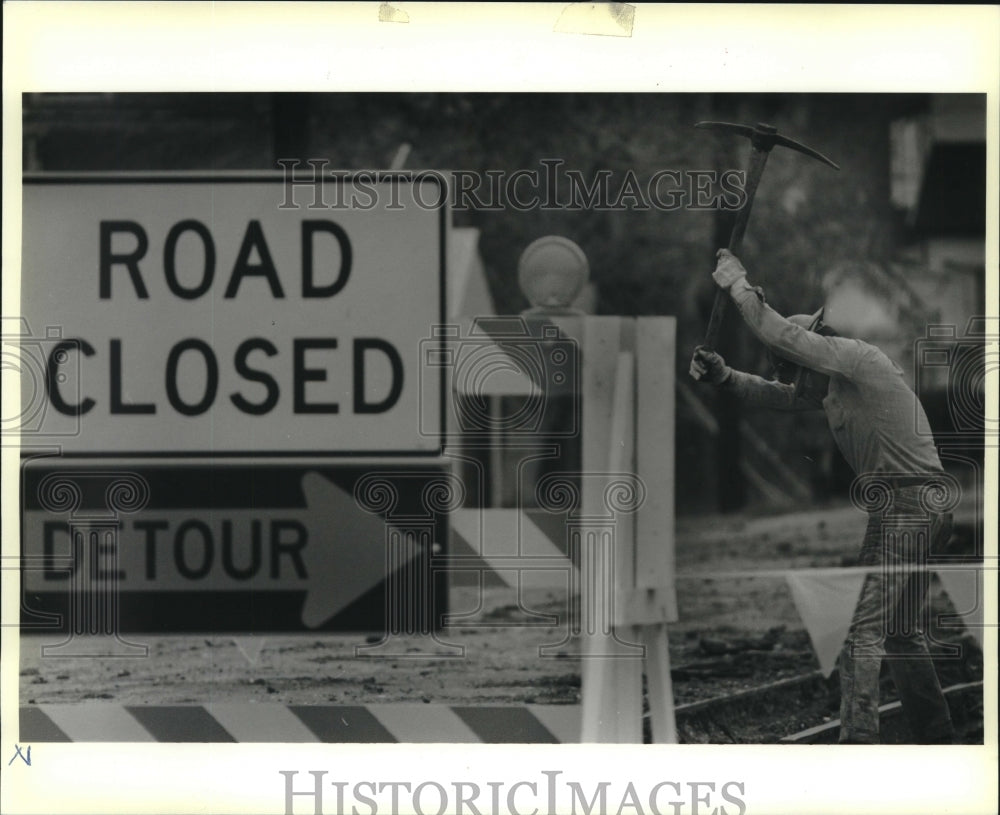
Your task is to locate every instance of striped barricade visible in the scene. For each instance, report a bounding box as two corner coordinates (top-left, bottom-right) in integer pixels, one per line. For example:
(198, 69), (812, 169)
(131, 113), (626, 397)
(19, 703), (581, 743)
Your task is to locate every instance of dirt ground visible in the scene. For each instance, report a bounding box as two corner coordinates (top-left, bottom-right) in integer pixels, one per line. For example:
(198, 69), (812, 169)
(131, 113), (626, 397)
(19, 503), (983, 742)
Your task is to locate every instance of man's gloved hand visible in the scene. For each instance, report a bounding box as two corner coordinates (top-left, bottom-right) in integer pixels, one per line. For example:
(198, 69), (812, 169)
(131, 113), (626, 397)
(712, 248), (748, 290)
(689, 345), (732, 384)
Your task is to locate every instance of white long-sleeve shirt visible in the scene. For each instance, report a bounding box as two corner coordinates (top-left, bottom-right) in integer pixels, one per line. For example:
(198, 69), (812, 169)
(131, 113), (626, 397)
(722, 277), (943, 478)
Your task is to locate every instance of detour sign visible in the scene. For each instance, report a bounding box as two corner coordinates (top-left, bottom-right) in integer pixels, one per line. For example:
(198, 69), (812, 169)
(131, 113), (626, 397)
(19, 173), (445, 455)
(20, 462), (450, 633)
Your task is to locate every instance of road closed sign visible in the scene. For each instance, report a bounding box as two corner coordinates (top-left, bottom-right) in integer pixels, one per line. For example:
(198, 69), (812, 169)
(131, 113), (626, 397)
(19, 173), (446, 455)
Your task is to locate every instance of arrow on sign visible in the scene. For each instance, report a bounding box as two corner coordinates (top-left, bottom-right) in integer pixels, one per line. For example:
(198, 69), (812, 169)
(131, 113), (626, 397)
(299, 471), (421, 628)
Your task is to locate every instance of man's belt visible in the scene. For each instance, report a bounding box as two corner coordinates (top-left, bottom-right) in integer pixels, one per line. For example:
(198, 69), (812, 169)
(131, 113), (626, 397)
(883, 473), (949, 492)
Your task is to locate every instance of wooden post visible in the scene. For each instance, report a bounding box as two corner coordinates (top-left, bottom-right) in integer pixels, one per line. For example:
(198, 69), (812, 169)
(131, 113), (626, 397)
(635, 317), (679, 743)
(580, 321), (647, 742)
(578, 317), (679, 744)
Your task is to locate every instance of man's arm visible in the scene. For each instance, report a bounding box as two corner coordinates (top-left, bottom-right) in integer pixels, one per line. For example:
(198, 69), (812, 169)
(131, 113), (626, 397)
(724, 368), (820, 411)
(690, 346), (821, 411)
(714, 250), (863, 379)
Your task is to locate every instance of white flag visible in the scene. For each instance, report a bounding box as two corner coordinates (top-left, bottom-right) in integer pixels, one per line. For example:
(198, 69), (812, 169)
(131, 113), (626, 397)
(935, 568), (984, 647)
(786, 571), (868, 676)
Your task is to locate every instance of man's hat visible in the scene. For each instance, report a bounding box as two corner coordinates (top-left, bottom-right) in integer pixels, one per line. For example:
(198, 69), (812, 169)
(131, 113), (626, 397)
(770, 308), (826, 368)
(787, 307), (825, 332)
(767, 307), (831, 397)
(788, 307), (831, 399)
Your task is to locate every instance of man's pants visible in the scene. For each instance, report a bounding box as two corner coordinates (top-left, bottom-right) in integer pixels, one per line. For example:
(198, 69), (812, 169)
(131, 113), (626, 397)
(838, 487), (955, 744)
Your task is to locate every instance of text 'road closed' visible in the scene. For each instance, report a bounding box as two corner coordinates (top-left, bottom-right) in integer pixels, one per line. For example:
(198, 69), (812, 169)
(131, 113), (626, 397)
(21, 176), (445, 452)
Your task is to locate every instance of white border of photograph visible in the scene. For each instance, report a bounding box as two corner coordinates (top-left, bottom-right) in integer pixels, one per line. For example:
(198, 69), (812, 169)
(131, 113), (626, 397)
(2, 4), (997, 815)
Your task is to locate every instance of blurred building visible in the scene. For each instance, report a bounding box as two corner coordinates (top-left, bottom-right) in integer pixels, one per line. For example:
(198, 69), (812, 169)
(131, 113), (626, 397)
(21, 92), (988, 514)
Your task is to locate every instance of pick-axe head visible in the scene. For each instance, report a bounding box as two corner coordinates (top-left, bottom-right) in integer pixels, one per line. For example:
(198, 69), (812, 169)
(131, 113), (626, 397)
(690, 120), (840, 365)
(695, 121), (840, 170)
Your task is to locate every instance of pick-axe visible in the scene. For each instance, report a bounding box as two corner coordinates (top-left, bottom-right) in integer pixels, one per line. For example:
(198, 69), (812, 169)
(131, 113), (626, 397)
(692, 121), (839, 375)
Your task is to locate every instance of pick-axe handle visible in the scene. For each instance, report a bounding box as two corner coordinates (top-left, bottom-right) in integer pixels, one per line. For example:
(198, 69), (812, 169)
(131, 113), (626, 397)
(701, 143), (771, 353)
